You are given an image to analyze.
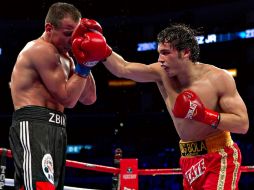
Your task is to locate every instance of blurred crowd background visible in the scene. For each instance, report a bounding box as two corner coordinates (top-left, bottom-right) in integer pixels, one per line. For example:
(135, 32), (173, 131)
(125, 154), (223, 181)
(1, 0), (254, 189)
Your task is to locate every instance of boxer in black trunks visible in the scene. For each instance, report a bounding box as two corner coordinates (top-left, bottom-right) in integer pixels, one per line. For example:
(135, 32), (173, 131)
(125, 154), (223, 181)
(9, 2), (102, 190)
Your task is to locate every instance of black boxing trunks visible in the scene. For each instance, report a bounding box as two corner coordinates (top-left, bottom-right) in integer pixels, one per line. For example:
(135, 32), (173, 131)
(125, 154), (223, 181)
(9, 106), (67, 190)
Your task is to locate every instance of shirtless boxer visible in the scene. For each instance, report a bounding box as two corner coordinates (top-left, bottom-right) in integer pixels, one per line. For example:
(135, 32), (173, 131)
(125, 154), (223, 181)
(9, 3), (107, 190)
(72, 22), (249, 189)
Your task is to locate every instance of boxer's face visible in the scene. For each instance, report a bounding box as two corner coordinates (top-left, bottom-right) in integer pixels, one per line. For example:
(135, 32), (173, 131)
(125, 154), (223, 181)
(158, 42), (183, 77)
(50, 17), (79, 54)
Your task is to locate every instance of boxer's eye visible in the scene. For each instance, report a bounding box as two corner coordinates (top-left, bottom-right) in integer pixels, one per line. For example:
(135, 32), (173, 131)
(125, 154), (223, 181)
(63, 31), (72, 37)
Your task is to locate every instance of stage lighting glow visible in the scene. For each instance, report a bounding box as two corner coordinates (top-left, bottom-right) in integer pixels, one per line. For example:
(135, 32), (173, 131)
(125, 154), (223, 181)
(137, 28), (254, 51)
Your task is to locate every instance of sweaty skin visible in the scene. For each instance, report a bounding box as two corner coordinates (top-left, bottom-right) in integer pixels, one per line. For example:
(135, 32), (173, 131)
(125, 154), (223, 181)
(103, 42), (249, 141)
(11, 16), (96, 112)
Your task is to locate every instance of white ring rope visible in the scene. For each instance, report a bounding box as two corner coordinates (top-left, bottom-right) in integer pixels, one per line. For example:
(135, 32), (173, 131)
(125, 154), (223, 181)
(4, 178), (101, 190)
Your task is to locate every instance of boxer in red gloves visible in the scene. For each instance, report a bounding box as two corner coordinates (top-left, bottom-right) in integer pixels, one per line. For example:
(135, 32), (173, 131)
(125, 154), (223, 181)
(172, 89), (220, 129)
(9, 3), (98, 190)
(71, 18), (112, 77)
(87, 23), (248, 189)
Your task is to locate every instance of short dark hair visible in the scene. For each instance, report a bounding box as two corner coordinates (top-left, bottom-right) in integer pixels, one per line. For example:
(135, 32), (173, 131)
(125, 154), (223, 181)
(45, 2), (81, 28)
(157, 23), (200, 62)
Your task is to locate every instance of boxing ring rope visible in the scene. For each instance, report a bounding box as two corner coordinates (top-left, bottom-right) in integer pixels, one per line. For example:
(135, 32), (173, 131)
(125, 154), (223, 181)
(1, 148), (253, 174)
(66, 160), (120, 174)
(1, 148), (254, 189)
(4, 178), (96, 190)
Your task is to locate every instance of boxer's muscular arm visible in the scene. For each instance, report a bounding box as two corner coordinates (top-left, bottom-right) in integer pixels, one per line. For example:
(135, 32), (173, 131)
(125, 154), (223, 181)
(78, 73), (97, 105)
(68, 56), (96, 105)
(216, 70), (249, 134)
(35, 45), (86, 108)
(103, 52), (161, 82)
(74, 18), (160, 82)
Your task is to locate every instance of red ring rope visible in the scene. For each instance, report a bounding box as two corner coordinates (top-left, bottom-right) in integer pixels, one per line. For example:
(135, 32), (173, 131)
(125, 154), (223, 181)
(66, 160), (120, 174)
(1, 148), (254, 175)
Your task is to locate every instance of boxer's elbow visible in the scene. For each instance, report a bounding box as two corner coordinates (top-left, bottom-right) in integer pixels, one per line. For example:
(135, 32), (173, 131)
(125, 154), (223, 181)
(79, 93), (97, 105)
(80, 95), (97, 105)
(239, 116), (249, 134)
(241, 121), (249, 134)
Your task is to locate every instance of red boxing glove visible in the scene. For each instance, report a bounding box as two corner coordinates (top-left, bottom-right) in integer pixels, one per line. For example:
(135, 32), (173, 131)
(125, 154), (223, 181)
(72, 32), (112, 64)
(71, 18), (103, 42)
(172, 90), (220, 128)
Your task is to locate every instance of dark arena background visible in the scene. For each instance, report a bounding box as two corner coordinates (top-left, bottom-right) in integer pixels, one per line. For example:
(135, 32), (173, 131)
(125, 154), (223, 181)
(0, 0), (254, 189)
